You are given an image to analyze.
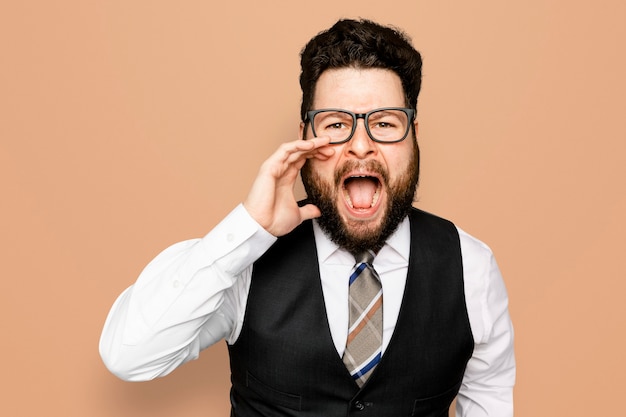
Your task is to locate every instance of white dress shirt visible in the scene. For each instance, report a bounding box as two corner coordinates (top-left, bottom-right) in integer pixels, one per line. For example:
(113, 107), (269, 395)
(100, 204), (515, 416)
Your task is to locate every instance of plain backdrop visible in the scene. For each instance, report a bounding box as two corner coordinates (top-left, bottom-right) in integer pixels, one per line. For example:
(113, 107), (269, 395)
(1, 1), (625, 416)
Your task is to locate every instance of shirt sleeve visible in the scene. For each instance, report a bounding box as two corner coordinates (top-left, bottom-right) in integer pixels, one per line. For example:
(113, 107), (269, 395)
(98, 204), (277, 381)
(456, 228), (516, 417)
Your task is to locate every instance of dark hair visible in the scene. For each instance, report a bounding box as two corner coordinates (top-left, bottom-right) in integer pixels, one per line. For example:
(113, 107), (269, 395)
(299, 19), (423, 121)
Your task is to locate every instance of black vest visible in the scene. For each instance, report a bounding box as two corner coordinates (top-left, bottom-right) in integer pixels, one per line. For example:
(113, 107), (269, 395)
(228, 208), (473, 417)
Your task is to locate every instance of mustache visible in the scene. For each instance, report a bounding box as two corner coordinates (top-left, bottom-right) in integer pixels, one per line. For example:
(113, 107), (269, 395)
(333, 159), (390, 187)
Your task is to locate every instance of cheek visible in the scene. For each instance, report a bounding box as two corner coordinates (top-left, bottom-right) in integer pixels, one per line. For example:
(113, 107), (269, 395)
(307, 149), (342, 179)
(309, 164), (335, 189)
(381, 146), (414, 180)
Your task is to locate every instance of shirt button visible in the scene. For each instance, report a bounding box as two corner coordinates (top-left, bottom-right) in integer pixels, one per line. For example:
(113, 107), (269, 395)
(172, 280), (180, 288)
(226, 233), (235, 242)
(353, 401), (365, 411)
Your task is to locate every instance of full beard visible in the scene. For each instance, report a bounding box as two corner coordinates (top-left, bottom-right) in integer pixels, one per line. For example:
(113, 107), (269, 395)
(301, 142), (420, 254)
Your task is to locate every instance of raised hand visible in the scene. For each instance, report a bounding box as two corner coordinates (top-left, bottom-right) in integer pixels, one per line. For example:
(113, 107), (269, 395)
(243, 137), (334, 237)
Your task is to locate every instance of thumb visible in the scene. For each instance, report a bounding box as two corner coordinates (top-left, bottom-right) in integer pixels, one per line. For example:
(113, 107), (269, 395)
(299, 203), (322, 222)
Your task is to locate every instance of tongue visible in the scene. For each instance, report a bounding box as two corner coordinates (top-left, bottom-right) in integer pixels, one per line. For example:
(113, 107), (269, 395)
(346, 177), (377, 209)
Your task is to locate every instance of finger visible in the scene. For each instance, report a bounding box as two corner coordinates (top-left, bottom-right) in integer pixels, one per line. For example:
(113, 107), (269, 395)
(285, 137), (333, 162)
(274, 139), (316, 163)
(313, 145), (335, 158)
(265, 137), (333, 177)
(299, 203), (322, 221)
(308, 135), (332, 148)
(290, 136), (332, 154)
(283, 144), (329, 166)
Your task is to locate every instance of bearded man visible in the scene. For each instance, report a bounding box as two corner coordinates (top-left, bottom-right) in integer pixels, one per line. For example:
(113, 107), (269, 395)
(100, 19), (515, 417)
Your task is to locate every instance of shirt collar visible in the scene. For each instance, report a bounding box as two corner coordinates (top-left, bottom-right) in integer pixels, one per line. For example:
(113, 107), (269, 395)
(312, 216), (411, 265)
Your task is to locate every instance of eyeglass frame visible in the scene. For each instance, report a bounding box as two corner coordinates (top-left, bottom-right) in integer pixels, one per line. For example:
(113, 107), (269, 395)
(304, 107), (416, 144)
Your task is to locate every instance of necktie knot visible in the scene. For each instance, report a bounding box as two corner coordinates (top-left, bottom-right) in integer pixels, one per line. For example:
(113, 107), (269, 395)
(353, 250), (375, 266)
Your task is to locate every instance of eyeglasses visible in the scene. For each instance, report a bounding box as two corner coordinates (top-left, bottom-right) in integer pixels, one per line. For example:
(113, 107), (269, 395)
(305, 107), (415, 144)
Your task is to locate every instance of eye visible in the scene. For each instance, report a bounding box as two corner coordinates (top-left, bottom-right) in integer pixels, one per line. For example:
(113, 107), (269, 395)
(369, 111), (405, 131)
(315, 112), (353, 132)
(326, 122), (348, 130)
(370, 118), (399, 130)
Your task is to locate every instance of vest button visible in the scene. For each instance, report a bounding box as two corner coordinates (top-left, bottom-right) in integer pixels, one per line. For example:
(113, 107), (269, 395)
(354, 401), (365, 411)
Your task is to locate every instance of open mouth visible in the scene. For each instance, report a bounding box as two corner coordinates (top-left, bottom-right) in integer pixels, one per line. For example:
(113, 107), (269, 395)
(342, 175), (382, 210)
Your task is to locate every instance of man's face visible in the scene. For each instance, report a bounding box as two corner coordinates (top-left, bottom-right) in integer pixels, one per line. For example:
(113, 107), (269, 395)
(300, 67), (419, 253)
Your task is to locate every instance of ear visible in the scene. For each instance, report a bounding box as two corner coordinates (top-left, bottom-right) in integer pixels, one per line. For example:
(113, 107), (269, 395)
(413, 120), (419, 138)
(299, 121), (306, 140)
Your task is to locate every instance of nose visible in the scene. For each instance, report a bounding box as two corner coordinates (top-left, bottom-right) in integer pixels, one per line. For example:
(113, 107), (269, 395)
(346, 119), (376, 159)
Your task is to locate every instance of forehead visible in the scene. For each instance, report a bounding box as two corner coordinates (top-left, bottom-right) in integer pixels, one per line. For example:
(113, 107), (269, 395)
(312, 67), (406, 112)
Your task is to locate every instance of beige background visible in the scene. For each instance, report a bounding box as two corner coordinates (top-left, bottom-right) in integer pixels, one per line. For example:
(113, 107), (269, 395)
(2, 1), (625, 416)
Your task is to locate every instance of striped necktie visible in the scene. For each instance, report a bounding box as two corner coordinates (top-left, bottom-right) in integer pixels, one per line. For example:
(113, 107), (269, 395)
(342, 250), (383, 387)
